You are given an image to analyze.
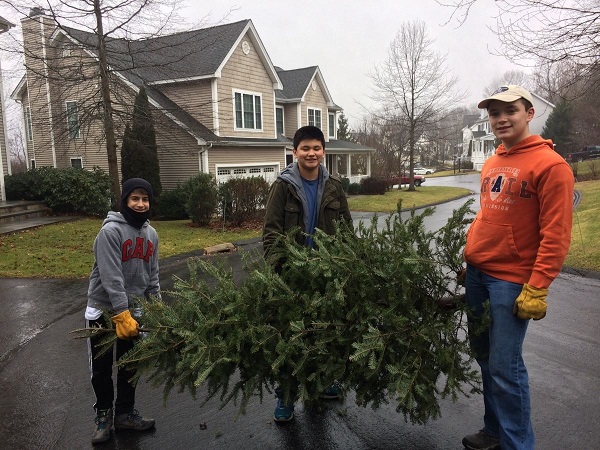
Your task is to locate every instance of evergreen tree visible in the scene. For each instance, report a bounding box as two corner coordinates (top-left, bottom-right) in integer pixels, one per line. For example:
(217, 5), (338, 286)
(337, 113), (355, 142)
(541, 98), (573, 155)
(121, 87), (162, 196)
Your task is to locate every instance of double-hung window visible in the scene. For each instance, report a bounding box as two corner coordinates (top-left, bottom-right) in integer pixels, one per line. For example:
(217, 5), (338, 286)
(308, 108), (322, 129)
(328, 113), (335, 138)
(234, 91), (262, 130)
(66, 101), (80, 139)
(24, 106), (33, 141)
(276, 106), (284, 135)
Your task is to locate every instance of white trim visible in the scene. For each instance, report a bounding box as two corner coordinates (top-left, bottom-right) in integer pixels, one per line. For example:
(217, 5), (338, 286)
(147, 74), (214, 86)
(232, 89), (263, 131)
(217, 161), (280, 168)
(297, 103), (302, 128)
(211, 79), (219, 136)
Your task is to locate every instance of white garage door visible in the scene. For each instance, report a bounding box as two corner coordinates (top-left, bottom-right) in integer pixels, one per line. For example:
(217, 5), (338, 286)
(215, 165), (279, 184)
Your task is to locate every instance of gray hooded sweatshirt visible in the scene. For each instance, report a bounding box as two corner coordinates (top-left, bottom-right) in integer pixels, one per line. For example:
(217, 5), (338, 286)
(86, 211), (160, 315)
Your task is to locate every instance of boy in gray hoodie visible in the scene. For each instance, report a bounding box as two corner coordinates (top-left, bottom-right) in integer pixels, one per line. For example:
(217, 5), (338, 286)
(86, 178), (159, 443)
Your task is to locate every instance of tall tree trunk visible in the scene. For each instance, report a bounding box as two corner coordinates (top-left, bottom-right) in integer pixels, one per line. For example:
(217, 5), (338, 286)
(94, 0), (121, 203)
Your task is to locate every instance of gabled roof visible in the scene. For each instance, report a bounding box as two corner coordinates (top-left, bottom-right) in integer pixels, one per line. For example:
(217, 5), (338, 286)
(275, 66), (341, 110)
(58, 20), (281, 87)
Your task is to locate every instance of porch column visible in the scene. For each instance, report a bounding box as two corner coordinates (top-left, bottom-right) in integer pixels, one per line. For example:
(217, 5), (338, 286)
(346, 154), (351, 179)
(367, 154), (371, 177)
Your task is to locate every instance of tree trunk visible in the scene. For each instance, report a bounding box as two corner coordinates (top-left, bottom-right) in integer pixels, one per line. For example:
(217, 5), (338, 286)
(94, 0), (121, 203)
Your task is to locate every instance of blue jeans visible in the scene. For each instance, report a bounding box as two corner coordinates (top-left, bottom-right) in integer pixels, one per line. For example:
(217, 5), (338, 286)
(465, 264), (534, 450)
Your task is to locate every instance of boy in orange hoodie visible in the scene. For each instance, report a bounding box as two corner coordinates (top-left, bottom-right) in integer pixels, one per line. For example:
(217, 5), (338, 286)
(462, 86), (573, 450)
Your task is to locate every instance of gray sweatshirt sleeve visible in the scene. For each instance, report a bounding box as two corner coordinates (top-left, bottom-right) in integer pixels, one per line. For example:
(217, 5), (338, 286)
(145, 232), (161, 300)
(95, 227), (129, 313)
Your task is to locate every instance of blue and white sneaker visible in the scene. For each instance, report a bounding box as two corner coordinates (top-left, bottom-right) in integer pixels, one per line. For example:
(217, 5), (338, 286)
(273, 397), (295, 422)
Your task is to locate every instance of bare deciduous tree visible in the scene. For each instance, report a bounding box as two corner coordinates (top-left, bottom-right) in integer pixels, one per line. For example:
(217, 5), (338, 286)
(439, 0), (600, 89)
(0, 0), (230, 201)
(369, 20), (463, 190)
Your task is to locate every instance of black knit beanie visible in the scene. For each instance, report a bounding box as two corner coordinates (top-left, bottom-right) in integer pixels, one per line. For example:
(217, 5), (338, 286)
(120, 178), (153, 229)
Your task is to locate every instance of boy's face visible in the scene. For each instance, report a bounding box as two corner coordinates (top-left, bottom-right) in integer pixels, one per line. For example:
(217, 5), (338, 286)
(293, 138), (325, 178)
(487, 99), (534, 149)
(127, 188), (150, 213)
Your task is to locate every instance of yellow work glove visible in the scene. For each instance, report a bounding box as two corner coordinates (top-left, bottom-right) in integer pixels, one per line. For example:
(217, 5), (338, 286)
(111, 310), (139, 339)
(512, 283), (548, 320)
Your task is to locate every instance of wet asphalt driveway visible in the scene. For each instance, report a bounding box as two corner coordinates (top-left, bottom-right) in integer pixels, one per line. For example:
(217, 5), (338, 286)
(1, 175), (598, 449)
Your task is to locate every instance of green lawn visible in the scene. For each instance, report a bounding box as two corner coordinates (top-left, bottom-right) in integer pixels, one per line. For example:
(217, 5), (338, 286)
(565, 179), (600, 272)
(347, 186), (472, 213)
(1, 179), (597, 278)
(0, 218), (260, 279)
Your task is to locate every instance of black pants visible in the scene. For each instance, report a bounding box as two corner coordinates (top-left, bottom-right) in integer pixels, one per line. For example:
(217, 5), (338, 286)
(87, 316), (136, 415)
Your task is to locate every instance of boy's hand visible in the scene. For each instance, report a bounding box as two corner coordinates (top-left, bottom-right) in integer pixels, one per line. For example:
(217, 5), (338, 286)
(512, 284), (548, 320)
(111, 310), (139, 339)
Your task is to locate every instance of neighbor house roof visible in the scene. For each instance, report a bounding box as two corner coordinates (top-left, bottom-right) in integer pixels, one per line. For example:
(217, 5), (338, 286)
(0, 15), (14, 33)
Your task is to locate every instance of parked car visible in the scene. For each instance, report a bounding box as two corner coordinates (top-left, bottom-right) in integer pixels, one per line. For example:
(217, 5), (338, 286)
(387, 174), (426, 187)
(414, 166), (435, 175)
(565, 146), (600, 163)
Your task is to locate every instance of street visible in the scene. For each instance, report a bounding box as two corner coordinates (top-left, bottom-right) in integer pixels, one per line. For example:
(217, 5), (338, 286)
(1, 174), (598, 449)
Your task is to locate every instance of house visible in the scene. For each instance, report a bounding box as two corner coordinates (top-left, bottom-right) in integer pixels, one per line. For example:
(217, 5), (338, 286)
(0, 15), (15, 201)
(460, 93), (555, 171)
(9, 9), (372, 192)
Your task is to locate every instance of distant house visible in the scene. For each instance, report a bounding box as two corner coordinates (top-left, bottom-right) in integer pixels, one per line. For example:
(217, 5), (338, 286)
(0, 15), (15, 201)
(460, 93), (555, 171)
(10, 10), (372, 191)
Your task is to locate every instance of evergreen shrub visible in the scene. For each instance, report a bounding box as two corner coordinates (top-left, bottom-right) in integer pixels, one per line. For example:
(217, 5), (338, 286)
(5, 166), (112, 216)
(341, 177), (350, 193)
(183, 173), (218, 226)
(154, 184), (189, 220)
(360, 177), (388, 195)
(348, 183), (361, 195)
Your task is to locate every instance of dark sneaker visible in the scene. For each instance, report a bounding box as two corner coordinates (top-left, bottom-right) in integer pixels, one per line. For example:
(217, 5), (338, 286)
(114, 409), (155, 431)
(91, 408), (113, 444)
(320, 384), (341, 399)
(462, 430), (500, 450)
(273, 397), (295, 422)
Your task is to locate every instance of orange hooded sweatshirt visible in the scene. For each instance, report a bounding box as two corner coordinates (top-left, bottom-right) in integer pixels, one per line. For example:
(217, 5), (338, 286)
(464, 135), (574, 289)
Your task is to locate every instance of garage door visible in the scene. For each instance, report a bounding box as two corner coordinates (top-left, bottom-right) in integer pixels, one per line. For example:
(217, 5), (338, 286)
(215, 165), (279, 184)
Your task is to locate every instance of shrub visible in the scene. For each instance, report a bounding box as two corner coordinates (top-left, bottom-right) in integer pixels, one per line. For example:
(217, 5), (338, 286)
(154, 184), (189, 220)
(4, 166), (112, 216)
(341, 177), (350, 193)
(348, 183), (362, 195)
(360, 177), (388, 195)
(218, 177), (269, 226)
(183, 173), (218, 226)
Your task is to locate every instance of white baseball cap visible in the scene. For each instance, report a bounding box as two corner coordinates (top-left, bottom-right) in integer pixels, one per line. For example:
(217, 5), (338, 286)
(478, 85), (533, 109)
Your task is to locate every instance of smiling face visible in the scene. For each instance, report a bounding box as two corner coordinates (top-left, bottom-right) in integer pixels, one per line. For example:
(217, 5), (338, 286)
(487, 99), (535, 150)
(293, 138), (325, 180)
(127, 188), (150, 213)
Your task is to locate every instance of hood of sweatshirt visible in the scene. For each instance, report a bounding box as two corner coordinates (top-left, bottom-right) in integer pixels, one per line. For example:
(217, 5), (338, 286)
(278, 162), (330, 231)
(102, 211), (149, 229)
(496, 135), (554, 156)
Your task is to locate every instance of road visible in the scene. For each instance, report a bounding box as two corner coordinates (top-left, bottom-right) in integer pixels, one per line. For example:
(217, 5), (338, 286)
(1, 174), (598, 449)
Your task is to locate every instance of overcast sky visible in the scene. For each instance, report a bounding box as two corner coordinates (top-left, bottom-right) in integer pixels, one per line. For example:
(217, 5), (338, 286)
(182, 0), (526, 125)
(0, 0), (527, 129)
